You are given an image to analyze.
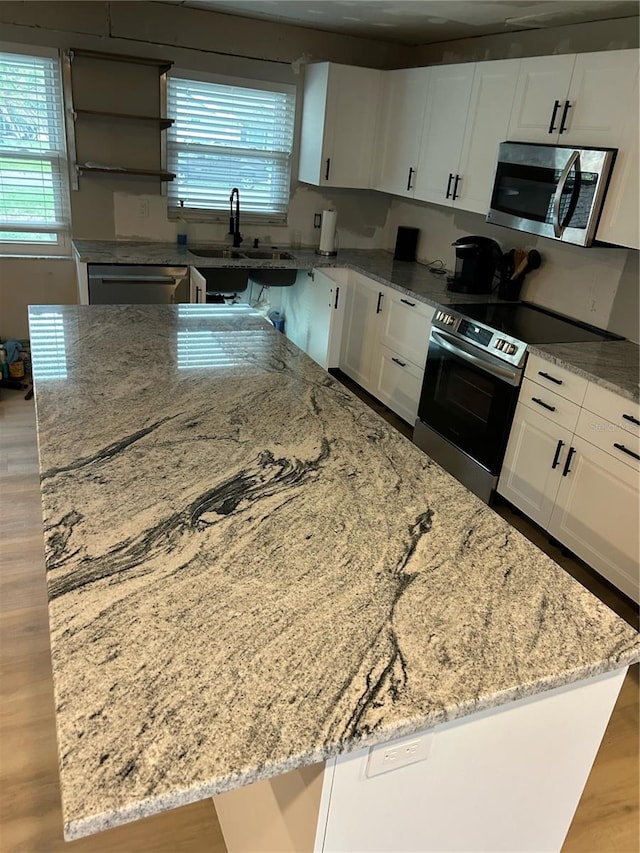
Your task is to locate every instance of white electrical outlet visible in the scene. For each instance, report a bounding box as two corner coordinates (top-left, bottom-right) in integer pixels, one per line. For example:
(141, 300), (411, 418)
(139, 199), (150, 218)
(366, 732), (433, 778)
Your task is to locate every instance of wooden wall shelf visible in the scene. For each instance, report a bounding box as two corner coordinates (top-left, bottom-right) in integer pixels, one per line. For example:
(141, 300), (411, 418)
(76, 164), (175, 181)
(70, 49), (173, 74)
(74, 109), (174, 130)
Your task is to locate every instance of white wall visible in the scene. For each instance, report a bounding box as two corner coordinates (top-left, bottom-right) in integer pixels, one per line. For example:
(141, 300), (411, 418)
(382, 200), (638, 340)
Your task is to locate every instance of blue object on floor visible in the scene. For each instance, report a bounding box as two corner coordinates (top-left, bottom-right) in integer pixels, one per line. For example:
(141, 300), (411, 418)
(268, 310), (285, 333)
(4, 339), (22, 363)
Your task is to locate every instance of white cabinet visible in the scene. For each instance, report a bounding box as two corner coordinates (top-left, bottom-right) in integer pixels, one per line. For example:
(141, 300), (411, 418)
(499, 356), (640, 602)
(498, 400), (575, 529)
(339, 272), (383, 389)
(189, 267), (206, 303)
(412, 60), (519, 216)
(548, 433), (639, 603)
(373, 67), (430, 198)
(596, 74), (640, 249)
(414, 64), (474, 207)
(454, 59), (520, 215)
(298, 63), (382, 189)
(507, 50), (638, 146)
(281, 268), (346, 370)
(339, 274), (434, 425)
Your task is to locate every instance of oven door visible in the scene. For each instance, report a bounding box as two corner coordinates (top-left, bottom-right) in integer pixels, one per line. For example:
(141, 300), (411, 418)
(486, 143), (615, 246)
(416, 329), (522, 476)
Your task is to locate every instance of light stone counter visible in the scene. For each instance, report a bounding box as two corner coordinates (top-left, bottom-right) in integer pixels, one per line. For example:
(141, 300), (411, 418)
(30, 304), (639, 841)
(529, 340), (640, 402)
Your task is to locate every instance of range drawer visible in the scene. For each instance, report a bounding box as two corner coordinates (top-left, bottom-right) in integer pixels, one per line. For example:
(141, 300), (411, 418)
(581, 382), (640, 438)
(525, 353), (588, 405)
(518, 377), (581, 433)
(574, 407), (640, 471)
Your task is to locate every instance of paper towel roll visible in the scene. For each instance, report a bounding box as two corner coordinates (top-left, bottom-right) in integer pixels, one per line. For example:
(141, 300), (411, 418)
(318, 209), (338, 255)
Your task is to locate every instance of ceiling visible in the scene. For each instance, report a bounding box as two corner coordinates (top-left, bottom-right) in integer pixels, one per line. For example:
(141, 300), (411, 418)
(159, 1), (640, 45)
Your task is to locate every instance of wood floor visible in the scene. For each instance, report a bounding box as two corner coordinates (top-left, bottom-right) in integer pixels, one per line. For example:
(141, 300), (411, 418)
(1, 386), (637, 853)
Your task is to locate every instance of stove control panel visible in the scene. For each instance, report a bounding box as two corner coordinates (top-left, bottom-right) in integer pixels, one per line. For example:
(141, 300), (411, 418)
(494, 338), (518, 356)
(435, 310), (456, 326)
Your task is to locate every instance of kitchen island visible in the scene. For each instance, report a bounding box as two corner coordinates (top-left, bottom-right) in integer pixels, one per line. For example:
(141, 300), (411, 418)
(30, 304), (638, 850)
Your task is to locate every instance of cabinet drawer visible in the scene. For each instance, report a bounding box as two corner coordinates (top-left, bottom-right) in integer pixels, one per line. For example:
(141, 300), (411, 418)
(581, 382), (640, 438)
(374, 344), (424, 426)
(574, 407), (640, 471)
(525, 354), (588, 405)
(518, 377), (581, 433)
(379, 291), (434, 369)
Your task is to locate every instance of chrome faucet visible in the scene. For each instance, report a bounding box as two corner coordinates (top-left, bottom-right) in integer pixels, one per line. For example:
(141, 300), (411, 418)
(229, 187), (242, 247)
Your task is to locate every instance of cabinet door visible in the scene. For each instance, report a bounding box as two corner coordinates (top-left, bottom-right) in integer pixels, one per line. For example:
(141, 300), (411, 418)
(507, 55), (575, 143)
(373, 67), (430, 198)
(560, 49), (639, 146)
(454, 59), (520, 216)
(413, 63), (475, 206)
(373, 344), (424, 426)
(548, 435), (640, 603)
(378, 290), (434, 369)
(339, 273), (384, 391)
(299, 63), (381, 189)
(189, 267), (206, 303)
(596, 74), (639, 249)
(497, 402), (572, 529)
(280, 269), (346, 370)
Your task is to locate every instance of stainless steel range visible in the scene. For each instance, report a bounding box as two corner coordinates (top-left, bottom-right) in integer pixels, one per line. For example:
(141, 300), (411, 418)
(414, 302), (622, 503)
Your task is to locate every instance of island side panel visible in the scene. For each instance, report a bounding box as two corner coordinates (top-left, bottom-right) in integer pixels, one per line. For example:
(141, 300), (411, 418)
(319, 667), (627, 853)
(213, 761), (329, 853)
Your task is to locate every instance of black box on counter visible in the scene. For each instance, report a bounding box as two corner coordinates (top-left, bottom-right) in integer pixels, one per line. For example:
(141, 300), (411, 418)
(394, 226), (419, 262)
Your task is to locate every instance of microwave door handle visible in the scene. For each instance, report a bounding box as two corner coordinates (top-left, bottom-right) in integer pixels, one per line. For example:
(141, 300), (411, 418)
(430, 330), (520, 385)
(552, 150), (580, 238)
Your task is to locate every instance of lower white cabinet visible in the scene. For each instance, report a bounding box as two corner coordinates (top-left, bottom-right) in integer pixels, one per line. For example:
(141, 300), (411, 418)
(498, 402), (574, 530)
(340, 272), (385, 389)
(339, 273), (434, 424)
(281, 269), (346, 369)
(548, 434), (639, 602)
(499, 366), (640, 602)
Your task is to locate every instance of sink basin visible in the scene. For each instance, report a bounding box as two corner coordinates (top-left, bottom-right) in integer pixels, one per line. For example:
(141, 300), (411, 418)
(242, 250), (295, 260)
(189, 247), (245, 259)
(195, 267), (249, 293)
(248, 268), (298, 287)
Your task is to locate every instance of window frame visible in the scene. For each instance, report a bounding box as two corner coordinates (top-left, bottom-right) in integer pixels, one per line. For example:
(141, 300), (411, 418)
(0, 41), (71, 257)
(166, 68), (297, 227)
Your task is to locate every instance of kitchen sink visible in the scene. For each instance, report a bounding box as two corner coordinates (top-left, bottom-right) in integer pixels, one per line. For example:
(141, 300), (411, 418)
(189, 247), (246, 258)
(242, 250), (295, 260)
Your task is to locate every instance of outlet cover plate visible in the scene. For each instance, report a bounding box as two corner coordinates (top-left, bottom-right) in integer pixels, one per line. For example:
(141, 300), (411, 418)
(366, 732), (433, 778)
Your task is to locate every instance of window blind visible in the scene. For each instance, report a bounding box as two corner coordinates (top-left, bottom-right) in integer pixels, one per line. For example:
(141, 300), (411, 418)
(167, 75), (295, 223)
(0, 47), (70, 247)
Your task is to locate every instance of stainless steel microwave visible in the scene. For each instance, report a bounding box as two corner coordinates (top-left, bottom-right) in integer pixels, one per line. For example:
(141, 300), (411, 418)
(487, 142), (617, 246)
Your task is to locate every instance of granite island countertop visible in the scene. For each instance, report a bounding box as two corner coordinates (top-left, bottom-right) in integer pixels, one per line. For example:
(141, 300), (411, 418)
(30, 303), (639, 841)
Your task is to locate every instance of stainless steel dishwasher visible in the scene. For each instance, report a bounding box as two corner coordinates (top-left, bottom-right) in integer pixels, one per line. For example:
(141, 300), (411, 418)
(87, 265), (190, 304)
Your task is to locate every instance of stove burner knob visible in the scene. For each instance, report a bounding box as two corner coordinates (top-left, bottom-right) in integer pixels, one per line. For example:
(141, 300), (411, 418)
(495, 338), (505, 350)
(504, 343), (518, 355)
(444, 314), (455, 325)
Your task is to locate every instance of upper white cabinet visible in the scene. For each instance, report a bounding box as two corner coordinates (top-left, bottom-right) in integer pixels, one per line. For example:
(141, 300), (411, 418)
(411, 60), (520, 215)
(453, 59), (521, 215)
(298, 62), (382, 189)
(596, 74), (640, 249)
(413, 64), (474, 207)
(507, 49), (639, 146)
(373, 67), (430, 198)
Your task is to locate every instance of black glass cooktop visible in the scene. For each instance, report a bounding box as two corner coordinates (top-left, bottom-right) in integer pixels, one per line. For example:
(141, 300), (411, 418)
(448, 302), (624, 345)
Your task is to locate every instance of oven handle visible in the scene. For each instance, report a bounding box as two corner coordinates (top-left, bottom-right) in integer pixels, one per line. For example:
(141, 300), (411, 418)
(430, 329), (521, 386)
(553, 150), (580, 238)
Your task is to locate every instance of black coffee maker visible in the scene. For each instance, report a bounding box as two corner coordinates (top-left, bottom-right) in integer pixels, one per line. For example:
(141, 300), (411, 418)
(447, 236), (502, 294)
